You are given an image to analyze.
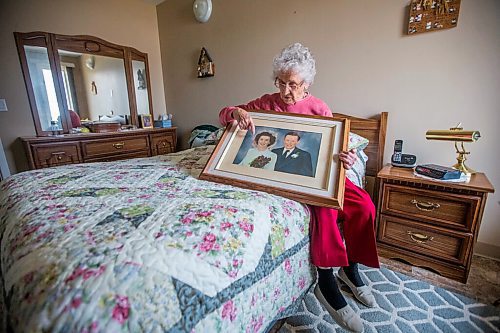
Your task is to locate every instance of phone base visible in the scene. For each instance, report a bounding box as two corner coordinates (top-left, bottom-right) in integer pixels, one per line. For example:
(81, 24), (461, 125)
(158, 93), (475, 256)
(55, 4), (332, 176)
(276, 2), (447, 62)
(391, 161), (416, 168)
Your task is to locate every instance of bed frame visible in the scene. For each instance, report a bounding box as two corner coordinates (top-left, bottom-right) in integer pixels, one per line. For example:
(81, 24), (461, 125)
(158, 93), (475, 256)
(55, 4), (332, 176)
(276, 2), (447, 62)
(333, 112), (388, 203)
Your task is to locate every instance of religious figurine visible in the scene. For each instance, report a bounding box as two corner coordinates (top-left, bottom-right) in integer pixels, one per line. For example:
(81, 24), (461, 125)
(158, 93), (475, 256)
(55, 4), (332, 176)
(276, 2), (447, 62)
(197, 47), (215, 78)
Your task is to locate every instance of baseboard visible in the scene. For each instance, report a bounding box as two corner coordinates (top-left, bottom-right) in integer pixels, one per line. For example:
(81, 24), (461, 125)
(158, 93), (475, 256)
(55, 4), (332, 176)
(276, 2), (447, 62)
(474, 241), (500, 261)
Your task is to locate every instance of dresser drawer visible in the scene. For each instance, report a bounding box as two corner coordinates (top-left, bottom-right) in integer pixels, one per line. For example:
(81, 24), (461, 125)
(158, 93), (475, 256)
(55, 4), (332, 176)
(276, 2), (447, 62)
(378, 215), (471, 265)
(31, 142), (82, 169)
(81, 136), (149, 160)
(380, 184), (480, 231)
(150, 133), (176, 155)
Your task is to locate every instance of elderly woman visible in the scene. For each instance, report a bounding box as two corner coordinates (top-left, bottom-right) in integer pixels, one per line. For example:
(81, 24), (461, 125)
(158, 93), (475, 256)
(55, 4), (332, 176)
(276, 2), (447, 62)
(219, 43), (378, 333)
(237, 131), (277, 170)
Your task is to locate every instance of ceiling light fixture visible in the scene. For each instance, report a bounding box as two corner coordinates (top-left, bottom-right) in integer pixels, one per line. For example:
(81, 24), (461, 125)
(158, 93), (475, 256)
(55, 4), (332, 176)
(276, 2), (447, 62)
(193, 0), (212, 23)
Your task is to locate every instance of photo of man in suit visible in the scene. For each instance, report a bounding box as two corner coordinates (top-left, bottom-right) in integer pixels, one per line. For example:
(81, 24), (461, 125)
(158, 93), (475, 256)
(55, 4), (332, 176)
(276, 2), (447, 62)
(272, 131), (314, 177)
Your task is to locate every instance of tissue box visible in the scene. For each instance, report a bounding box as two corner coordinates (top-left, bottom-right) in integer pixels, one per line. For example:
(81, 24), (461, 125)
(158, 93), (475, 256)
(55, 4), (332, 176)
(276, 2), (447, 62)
(154, 120), (172, 128)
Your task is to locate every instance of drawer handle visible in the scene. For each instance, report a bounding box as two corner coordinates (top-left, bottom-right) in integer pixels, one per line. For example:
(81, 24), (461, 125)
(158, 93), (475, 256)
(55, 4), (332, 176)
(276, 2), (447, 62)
(410, 199), (440, 211)
(113, 142), (125, 149)
(407, 231), (434, 244)
(50, 152), (66, 160)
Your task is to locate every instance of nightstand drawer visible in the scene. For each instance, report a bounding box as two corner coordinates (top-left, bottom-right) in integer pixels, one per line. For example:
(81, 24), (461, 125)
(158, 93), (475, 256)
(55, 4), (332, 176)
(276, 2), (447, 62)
(381, 184), (480, 231)
(378, 215), (471, 264)
(82, 136), (149, 159)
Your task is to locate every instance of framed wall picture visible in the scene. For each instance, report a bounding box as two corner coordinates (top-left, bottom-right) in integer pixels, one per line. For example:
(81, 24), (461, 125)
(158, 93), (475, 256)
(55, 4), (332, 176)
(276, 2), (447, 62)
(407, 0), (461, 35)
(199, 111), (350, 209)
(139, 114), (153, 128)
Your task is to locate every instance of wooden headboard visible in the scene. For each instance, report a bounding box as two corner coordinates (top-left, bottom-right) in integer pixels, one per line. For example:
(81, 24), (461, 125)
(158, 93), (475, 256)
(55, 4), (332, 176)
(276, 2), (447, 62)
(333, 112), (388, 200)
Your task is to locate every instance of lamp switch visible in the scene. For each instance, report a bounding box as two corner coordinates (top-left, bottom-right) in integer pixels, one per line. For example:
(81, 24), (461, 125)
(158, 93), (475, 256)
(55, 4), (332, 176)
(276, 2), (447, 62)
(0, 99), (7, 112)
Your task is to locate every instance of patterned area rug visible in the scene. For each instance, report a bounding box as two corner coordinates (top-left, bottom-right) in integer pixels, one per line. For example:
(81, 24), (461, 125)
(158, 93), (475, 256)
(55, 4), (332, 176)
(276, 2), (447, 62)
(279, 265), (500, 333)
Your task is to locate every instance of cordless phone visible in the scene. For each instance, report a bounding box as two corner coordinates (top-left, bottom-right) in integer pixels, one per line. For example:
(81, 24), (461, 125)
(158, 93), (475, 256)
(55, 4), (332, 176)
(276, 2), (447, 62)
(392, 140), (403, 163)
(391, 140), (417, 168)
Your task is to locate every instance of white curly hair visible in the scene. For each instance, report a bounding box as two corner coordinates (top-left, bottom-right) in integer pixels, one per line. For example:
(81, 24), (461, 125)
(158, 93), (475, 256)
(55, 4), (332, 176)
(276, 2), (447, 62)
(272, 43), (316, 85)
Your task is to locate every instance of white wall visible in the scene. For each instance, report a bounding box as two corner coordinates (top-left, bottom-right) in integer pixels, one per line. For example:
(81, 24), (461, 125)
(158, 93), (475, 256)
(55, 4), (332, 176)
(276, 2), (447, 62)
(157, 0), (500, 257)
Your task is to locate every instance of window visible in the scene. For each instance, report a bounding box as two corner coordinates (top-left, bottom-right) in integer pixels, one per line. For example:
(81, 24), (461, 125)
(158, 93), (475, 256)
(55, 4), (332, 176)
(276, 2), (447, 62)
(42, 69), (61, 124)
(61, 64), (76, 112)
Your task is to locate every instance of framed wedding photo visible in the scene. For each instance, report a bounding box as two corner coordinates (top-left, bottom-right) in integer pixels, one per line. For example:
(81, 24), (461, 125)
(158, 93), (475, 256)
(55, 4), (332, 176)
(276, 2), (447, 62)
(199, 110), (350, 209)
(139, 114), (153, 128)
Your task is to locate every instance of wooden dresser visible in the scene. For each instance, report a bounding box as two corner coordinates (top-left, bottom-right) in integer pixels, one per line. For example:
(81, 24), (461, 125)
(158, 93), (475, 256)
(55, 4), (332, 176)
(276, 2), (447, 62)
(376, 165), (494, 283)
(21, 127), (177, 170)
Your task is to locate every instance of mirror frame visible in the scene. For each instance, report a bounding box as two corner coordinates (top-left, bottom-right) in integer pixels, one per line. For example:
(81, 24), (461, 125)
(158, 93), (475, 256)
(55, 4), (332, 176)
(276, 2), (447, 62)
(14, 31), (154, 136)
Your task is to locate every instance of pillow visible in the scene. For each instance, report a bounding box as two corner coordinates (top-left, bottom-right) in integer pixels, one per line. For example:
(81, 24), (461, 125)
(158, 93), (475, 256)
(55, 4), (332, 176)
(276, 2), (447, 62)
(204, 127), (224, 144)
(348, 132), (369, 151)
(346, 133), (369, 188)
(189, 125), (221, 148)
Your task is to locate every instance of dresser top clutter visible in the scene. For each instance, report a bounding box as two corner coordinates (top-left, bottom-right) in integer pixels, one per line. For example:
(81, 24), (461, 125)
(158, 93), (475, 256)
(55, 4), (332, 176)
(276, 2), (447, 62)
(378, 165), (494, 193)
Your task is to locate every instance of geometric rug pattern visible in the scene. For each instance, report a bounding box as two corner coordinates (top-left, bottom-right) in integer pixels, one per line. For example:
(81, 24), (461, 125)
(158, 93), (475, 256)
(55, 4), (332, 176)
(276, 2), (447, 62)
(279, 265), (500, 333)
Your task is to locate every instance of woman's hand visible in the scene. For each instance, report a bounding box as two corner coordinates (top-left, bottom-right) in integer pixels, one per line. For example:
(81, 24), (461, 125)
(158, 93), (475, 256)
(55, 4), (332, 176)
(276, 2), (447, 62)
(339, 149), (358, 170)
(232, 108), (255, 134)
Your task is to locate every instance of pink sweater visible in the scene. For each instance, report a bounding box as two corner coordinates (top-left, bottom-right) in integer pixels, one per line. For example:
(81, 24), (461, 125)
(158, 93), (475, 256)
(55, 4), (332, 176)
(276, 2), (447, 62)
(219, 93), (333, 126)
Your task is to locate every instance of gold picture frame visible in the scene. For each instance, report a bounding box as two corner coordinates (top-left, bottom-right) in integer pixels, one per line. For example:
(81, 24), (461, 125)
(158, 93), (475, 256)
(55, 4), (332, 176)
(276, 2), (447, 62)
(200, 110), (350, 209)
(139, 114), (153, 129)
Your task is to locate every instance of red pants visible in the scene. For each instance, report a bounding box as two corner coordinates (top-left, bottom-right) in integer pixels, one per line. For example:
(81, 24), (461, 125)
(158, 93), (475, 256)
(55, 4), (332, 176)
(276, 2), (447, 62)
(309, 178), (379, 268)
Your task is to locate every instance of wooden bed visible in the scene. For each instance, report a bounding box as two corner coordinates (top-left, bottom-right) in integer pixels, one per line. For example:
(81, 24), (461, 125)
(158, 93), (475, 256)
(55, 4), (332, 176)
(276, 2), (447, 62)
(333, 112), (388, 202)
(0, 112), (388, 333)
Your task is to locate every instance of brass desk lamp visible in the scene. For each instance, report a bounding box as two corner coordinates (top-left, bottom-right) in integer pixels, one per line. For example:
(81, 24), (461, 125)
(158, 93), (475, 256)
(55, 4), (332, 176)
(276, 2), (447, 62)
(426, 123), (481, 175)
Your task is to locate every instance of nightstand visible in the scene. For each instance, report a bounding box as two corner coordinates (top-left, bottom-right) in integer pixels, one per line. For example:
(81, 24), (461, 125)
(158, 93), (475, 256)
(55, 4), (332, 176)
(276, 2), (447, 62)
(376, 165), (494, 283)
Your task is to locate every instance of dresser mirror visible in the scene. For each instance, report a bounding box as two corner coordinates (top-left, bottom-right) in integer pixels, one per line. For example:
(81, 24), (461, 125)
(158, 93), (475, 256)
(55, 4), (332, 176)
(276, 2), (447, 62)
(15, 31), (153, 136)
(22, 44), (64, 132)
(59, 51), (129, 123)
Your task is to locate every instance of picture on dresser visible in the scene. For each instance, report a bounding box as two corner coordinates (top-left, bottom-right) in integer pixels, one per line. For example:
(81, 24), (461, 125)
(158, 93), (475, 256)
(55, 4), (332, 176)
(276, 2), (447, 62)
(140, 115), (153, 129)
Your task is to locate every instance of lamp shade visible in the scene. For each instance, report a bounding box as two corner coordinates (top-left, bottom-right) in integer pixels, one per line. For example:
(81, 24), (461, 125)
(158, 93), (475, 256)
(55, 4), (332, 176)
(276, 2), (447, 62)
(426, 130), (480, 142)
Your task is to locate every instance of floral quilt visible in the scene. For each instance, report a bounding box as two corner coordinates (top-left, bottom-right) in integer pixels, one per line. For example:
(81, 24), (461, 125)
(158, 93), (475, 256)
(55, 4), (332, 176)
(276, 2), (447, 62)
(0, 146), (314, 333)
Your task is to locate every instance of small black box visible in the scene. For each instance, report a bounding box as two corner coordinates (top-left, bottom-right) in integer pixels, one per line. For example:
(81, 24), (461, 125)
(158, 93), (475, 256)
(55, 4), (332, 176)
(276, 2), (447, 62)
(415, 164), (461, 180)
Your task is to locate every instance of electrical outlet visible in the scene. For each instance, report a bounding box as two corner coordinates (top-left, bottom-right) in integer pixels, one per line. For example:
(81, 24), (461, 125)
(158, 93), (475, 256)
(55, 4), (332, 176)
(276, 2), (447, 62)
(0, 99), (7, 112)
